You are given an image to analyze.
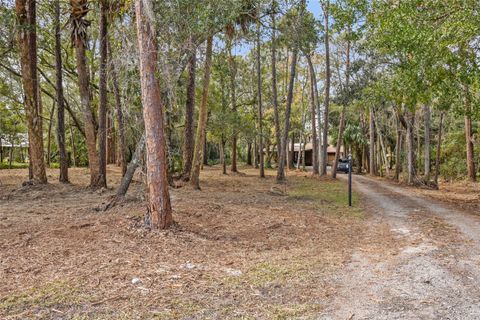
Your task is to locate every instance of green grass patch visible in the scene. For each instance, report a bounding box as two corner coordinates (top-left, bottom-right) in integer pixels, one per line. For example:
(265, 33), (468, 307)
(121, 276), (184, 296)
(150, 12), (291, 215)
(0, 161), (29, 169)
(225, 261), (310, 289)
(0, 280), (86, 314)
(288, 176), (364, 219)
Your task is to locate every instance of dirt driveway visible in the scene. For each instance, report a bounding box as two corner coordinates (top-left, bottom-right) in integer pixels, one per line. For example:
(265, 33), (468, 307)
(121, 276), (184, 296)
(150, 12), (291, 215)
(324, 174), (480, 319)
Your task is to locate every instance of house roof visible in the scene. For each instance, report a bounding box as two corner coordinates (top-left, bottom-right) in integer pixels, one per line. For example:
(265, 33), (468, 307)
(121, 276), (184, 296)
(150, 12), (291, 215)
(294, 142), (343, 153)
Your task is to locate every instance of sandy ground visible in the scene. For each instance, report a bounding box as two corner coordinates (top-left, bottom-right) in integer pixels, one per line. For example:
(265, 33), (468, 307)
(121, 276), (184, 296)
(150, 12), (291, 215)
(1, 166), (479, 319)
(325, 174), (480, 319)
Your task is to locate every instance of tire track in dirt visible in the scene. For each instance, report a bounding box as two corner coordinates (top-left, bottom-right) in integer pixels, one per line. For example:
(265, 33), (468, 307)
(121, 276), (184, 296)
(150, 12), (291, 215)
(320, 174), (480, 320)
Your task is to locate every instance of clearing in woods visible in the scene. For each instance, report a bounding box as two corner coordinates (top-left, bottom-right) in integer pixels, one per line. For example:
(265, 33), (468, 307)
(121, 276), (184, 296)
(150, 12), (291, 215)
(1, 166), (480, 319)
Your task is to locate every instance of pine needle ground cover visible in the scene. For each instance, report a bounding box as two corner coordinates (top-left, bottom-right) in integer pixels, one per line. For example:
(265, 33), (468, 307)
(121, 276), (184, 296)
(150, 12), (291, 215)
(0, 165), (376, 319)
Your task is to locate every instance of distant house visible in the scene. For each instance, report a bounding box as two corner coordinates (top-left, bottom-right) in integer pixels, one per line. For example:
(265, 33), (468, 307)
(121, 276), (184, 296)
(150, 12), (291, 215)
(292, 142), (344, 166)
(0, 134), (29, 164)
(270, 141), (344, 166)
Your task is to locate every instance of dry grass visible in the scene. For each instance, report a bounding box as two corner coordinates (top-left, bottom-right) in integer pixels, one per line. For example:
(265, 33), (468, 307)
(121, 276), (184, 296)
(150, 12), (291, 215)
(0, 165), (369, 319)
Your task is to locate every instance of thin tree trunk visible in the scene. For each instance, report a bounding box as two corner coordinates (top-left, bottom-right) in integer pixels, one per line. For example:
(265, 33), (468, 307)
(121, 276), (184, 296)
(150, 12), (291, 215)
(434, 112), (444, 186)
(108, 40), (127, 176)
(69, 121), (77, 167)
(320, 0), (330, 176)
(203, 132), (208, 167)
(465, 114), (475, 182)
(463, 84), (476, 182)
(70, 0), (102, 188)
(190, 36), (213, 189)
(15, 0), (47, 183)
(369, 106), (376, 176)
(270, 2), (282, 173)
(256, 17), (265, 178)
(182, 52), (196, 179)
(54, 0), (68, 182)
(306, 55), (319, 175)
(377, 119), (390, 176)
(97, 0), (108, 188)
(135, 0), (173, 229)
(289, 132), (295, 169)
(423, 104), (430, 181)
(277, 50), (298, 182)
(104, 135), (145, 211)
(46, 102), (55, 167)
(406, 111), (416, 184)
(227, 41), (238, 173)
(114, 135), (145, 198)
(247, 142), (252, 166)
(220, 137), (227, 175)
(394, 123), (402, 181)
(332, 34), (350, 178)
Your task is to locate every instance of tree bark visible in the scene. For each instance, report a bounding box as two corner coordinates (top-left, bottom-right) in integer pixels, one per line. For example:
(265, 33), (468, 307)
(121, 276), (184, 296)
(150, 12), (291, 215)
(270, 2), (282, 172)
(97, 0), (108, 188)
(277, 50), (298, 182)
(465, 114), (475, 182)
(247, 142), (252, 165)
(182, 52), (196, 179)
(369, 106), (376, 176)
(228, 41), (238, 173)
(135, 0), (173, 229)
(54, 0), (68, 182)
(190, 36), (213, 189)
(256, 18), (265, 178)
(331, 35), (350, 179)
(108, 40), (127, 176)
(306, 55), (319, 175)
(70, 0), (102, 188)
(46, 102), (55, 166)
(114, 135), (145, 198)
(423, 104), (431, 181)
(320, 0), (330, 176)
(220, 137), (227, 175)
(15, 0), (47, 184)
(406, 111), (416, 184)
(434, 112), (444, 186)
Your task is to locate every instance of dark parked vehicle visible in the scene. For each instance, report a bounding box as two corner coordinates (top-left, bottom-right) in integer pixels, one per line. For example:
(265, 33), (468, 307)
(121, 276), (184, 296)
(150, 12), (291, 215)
(336, 158), (350, 173)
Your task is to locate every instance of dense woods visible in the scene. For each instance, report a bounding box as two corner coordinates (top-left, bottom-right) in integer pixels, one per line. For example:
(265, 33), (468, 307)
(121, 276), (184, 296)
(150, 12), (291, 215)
(1, 0), (479, 228)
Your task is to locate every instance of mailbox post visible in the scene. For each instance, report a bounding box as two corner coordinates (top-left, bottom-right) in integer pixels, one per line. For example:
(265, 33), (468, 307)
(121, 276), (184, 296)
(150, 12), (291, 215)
(348, 153), (352, 207)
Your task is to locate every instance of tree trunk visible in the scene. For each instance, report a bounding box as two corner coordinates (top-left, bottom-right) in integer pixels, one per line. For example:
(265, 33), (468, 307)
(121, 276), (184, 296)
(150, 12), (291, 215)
(306, 55), (319, 175)
(406, 111), (416, 184)
(203, 132), (208, 167)
(220, 137), (227, 175)
(135, 0), (173, 229)
(320, 1), (330, 176)
(331, 35), (350, 179)
(108, 40), (127, 176)
(270, 2), (282, 173)
(70, 0), (102, 188)
(256, 17), (265, 178)
(465, 114), (475, 182)
(15, 0), (47, 184)
(434, 112), (444, 186)
(369, 106), (376, 176)
(394, 123), (402, 181)
(190, 36), (213, 189)
(114, 135), (145, 198)
(247, 142), (252, 165)
(97, 0), (108, 188)
(463, 84), (476, 182)
(69, 122), (77, 167)
(46, 102), (55, 167)
(54, 0), (68, 182)
(423, 104), (431, 181)
(289, 132), (295, 169)
(228, 41), (238, 173)
(182, 52), (196, 179)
